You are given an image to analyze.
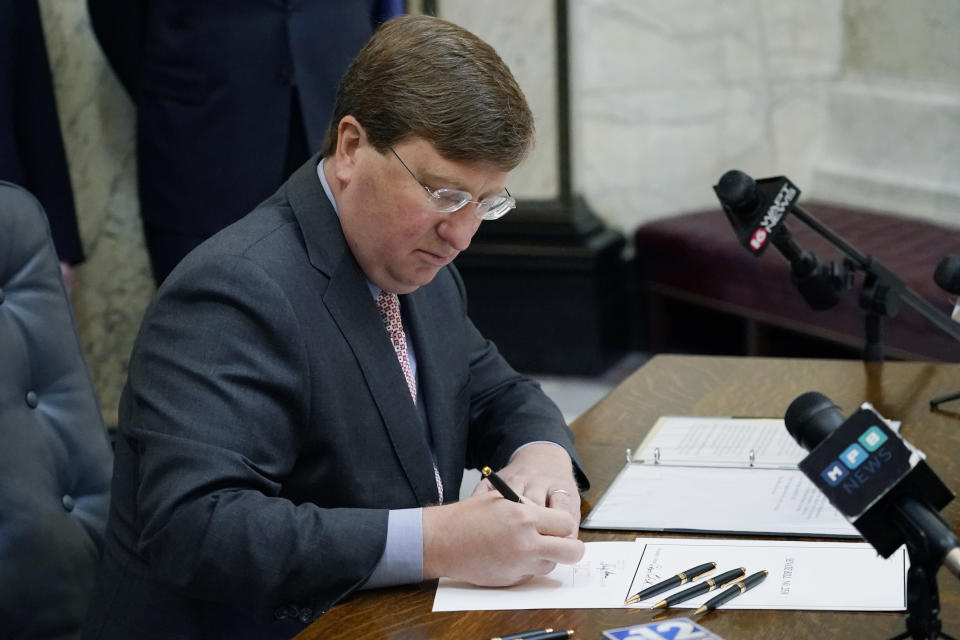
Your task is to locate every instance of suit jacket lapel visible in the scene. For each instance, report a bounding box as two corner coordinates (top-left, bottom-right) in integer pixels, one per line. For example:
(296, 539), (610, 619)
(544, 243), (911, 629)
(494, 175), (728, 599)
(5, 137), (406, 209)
(286, 155), (441, 506)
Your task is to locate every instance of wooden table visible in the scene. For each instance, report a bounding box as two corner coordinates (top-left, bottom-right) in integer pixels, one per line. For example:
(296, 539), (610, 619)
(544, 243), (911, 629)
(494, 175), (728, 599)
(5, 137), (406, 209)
(297, 355), (960, 639)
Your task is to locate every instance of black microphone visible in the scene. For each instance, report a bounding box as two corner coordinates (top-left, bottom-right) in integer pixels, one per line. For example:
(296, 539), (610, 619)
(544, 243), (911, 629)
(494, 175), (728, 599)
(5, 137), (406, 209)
(934, 255), (960, 295)
(714, 169), (799, 256)
(934, 255), (960, 324)
(785, 391), (960, 579)
(714, 170), (850, 310)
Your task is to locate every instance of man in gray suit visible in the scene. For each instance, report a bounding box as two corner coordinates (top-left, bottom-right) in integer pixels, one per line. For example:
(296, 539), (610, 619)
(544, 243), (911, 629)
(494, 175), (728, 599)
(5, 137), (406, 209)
(83, 15), (587, 639)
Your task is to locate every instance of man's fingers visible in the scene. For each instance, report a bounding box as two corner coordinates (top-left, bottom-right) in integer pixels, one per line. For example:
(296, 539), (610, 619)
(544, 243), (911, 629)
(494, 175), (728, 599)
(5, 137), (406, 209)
(471, 478), (491, 496)
(532, 503), (579, 538)
(546, 489), (581, 530)
(547, 488), (574, 509)
(537, 534), (585, 566)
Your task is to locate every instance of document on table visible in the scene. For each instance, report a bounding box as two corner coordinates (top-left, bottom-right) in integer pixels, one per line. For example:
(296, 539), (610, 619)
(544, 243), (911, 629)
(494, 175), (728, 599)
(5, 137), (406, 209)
(433, 541), (645, 611)
(625, 537), (907, 611)
(581, 464), (858, 536)
(580, 415), (878, 536)
(432, 538), (907, 612)
(627, 416), (810, 468)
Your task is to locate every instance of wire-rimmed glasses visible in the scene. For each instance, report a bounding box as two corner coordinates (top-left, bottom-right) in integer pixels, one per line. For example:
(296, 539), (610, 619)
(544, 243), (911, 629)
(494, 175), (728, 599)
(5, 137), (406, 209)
(390, 148), (515, 221)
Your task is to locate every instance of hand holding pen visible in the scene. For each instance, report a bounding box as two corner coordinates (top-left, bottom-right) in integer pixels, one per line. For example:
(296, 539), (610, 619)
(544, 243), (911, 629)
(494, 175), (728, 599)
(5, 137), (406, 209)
(476, 443), (581, 525)
(694, 570), (768, 615)
(421, 476), (583, 586)
(625, 562), (717, 604)
(480, 464), (579, 533)
(482, 466), (527, 503)
(649, 567), (745, 609)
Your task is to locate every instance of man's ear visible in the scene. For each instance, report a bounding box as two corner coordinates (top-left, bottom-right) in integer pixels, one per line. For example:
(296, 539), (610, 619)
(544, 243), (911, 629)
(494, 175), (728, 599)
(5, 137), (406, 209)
(332, 115), (366, 184)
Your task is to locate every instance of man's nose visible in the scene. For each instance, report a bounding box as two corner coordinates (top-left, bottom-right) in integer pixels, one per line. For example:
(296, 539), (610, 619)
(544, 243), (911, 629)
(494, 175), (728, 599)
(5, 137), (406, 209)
(437, 208), (482, 251)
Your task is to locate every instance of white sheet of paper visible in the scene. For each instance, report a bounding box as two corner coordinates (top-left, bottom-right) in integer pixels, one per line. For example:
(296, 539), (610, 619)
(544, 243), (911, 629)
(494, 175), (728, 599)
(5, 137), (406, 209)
(627, 537), (907, 611)
(432, 539), (907, 612)
(581, 464), (858, 536)
(433, 541), (644, 611)
(632, 415), (899, 468)
(632, 417), (808, 468)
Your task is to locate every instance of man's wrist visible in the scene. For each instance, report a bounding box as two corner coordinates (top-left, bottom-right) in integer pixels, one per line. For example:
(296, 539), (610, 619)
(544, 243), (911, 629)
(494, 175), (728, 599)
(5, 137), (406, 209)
(421, 504), (447, 580)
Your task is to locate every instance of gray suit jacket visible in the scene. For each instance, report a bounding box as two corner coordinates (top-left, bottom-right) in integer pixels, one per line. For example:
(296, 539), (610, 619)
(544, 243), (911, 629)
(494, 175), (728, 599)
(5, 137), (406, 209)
(82, 155), (586, 639)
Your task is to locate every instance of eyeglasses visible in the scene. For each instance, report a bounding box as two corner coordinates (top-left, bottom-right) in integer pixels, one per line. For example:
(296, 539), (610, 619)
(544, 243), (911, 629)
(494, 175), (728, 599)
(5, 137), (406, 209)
(390, 148), (515, 221)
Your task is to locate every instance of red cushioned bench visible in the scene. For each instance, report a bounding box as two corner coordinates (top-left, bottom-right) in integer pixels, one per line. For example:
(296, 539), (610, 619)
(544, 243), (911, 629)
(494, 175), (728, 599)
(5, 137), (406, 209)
(634, 202), (960, 361)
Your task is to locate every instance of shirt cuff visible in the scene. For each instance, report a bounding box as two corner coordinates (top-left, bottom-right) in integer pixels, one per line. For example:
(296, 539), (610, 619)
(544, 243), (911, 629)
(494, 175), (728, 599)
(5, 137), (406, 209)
(361, 507), (423, 589)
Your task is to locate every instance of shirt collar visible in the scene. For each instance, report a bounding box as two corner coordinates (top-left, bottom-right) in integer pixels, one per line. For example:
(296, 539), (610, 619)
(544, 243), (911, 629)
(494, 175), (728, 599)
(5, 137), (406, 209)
(316, 158), (339, 217)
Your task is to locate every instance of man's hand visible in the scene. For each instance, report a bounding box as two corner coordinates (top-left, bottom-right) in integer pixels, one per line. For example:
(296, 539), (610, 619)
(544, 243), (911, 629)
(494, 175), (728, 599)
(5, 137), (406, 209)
(473, 443), (581, 528)
(422, 490), (584, 586)
(60, 261), (75, 296)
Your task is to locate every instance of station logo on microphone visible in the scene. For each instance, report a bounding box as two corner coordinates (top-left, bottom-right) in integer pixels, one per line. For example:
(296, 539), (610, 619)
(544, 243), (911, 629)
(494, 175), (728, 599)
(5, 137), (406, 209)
(819, 425), (889, 487)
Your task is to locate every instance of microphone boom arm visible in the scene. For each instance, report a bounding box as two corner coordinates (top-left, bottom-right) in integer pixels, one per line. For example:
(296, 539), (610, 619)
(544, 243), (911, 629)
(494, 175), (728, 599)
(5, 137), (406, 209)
(787, 204), (960, 346)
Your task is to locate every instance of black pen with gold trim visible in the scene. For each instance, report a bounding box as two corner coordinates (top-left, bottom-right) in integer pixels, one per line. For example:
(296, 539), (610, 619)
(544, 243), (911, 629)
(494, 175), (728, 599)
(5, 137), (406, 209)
(694, 569), (768, 615)
(624, 561), (716, 604)
(481, 466), (525, 503)
(650, 567), (745, 609)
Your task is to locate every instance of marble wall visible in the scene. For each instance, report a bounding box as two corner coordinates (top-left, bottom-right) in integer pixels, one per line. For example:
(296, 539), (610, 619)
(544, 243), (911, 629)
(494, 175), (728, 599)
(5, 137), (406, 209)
(38, 1), (151, 425)
(842, 0), (960, 83)
(570, 0), (844, 231)
(814, 0), (960, 226)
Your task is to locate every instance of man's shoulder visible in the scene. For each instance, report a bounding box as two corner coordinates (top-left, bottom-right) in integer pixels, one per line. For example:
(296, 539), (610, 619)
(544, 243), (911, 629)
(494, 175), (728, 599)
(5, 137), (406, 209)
(193, 205), (302, 261)
(163, 200), (322, 292)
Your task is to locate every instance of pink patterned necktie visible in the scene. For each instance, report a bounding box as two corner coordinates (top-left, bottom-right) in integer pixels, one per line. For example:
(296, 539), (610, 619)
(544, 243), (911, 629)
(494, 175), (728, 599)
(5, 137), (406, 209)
(375, 291), (443, 503)
(375, 291), (417, 401)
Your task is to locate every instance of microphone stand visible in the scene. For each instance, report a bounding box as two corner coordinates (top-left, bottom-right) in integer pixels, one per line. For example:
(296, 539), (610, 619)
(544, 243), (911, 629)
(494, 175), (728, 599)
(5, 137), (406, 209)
(889, 498), (959, 640)
(929, 389), (960, 409)
(782, 205), (960, 364)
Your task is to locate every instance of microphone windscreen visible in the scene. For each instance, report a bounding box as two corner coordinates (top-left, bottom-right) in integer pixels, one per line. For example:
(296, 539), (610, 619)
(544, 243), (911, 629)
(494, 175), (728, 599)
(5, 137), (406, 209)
(784, 391), (845, 452)
(715, 170), (758, 220)
(934, 255), (960, 294)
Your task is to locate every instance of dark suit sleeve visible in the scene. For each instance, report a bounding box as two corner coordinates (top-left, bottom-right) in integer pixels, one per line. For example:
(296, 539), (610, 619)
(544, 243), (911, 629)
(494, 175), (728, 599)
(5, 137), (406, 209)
(86, 0), (145, 98)
(12, 0), (84, 263)
(451, 266), (590, 490)
(122, 255), (388, 618)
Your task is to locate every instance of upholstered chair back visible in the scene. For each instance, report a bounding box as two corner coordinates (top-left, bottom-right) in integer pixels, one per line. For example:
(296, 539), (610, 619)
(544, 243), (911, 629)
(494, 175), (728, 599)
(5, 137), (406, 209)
(0, 181), (113, 638)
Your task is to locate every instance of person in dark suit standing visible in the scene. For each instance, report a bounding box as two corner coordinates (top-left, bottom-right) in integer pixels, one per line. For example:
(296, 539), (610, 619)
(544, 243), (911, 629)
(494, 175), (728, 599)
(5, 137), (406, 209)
(82, 15), (588, 640)
(86, 0), (401, 284)
(1, 0), (85, 291)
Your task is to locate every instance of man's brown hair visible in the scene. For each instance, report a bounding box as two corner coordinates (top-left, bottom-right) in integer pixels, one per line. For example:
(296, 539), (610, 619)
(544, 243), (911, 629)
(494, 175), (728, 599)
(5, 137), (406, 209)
(323, 14), (534, 172)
